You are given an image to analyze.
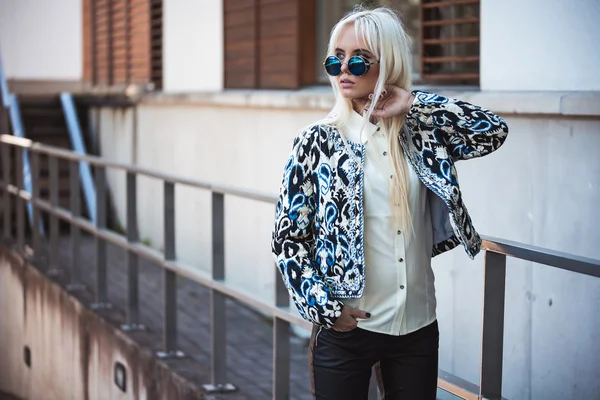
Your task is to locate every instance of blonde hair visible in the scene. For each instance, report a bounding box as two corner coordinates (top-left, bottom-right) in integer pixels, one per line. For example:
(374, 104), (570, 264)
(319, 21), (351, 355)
(319, 6), (414, 236)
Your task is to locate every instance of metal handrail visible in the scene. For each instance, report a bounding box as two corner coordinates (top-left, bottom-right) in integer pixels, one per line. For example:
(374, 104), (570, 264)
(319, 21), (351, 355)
(0, 50), (43, 234)
(482, 236), (600, 277)
(0, 49), (10, 108)
(60, 92), (97, 223)
(0, 134), (597, 400)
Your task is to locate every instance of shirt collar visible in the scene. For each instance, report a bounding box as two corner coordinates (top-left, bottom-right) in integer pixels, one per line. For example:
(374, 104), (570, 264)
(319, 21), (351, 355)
(344, 109), (380, 145)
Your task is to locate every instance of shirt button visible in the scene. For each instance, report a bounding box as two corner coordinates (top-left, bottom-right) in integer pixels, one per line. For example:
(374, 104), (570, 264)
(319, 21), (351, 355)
(397, 230), (401, 235)
(377, 127), (380, 131)
(390, 175), (393, 179)
(383, 151), (387, 156)
(398, 258), (404, 263)
(400, 285), (405, 290)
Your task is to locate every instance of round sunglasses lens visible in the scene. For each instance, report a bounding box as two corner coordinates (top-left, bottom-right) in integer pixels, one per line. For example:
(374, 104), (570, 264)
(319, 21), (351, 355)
(348, 57), (367, 76)
(324, 57), (342, 76)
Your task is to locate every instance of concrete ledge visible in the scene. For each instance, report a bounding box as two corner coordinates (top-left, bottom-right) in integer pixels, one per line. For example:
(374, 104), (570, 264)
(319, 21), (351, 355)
(0, 245), (214, 400)
(8, 79), (600, 117)
(142, 87), (600, 117)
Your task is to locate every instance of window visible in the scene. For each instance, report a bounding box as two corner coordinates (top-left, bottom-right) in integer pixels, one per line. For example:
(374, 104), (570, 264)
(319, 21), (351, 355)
(223, 0), (317, 90)
(83, 0), (164, 90)
(315, 0), (421, 83)
(420, 0), (479, 84)
(316, 0), (479, 86)
(223, 0), (479, 89)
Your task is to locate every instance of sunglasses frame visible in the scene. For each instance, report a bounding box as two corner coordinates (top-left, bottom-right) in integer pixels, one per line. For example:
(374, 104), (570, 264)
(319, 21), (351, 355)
(323, 55), (380, 77)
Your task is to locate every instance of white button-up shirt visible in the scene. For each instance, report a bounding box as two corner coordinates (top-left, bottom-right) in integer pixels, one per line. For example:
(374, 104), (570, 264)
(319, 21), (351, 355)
(341, 110), (436, 336)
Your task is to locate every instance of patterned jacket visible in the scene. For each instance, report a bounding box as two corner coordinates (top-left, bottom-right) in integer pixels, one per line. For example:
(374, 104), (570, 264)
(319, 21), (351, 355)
(271, 91), (509, 328)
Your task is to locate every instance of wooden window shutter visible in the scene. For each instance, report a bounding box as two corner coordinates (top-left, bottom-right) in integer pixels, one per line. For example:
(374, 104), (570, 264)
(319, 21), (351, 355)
(83, 0), (163, 89)
(421, 0), (480, 84)
(224, 0), (259, 88)
(224, 0), (316, 89)
(150, 0), (163, 90)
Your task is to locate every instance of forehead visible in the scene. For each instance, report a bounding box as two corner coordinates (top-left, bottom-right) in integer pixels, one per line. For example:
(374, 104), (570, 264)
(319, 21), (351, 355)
(336, 24), (371, 52)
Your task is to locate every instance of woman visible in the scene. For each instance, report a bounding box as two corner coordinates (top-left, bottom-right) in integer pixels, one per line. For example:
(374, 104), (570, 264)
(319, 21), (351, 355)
(271, 6), (508, 400)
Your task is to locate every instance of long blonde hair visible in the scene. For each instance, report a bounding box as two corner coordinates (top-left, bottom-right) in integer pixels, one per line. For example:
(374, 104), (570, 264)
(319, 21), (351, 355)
(320, 6), (414, 235)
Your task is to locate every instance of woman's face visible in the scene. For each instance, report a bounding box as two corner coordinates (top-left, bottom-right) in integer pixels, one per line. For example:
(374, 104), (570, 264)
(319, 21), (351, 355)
(333, 24), (380, 101)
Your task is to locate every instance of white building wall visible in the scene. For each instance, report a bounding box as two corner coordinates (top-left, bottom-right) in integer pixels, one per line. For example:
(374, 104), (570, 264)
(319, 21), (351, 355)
(163, 0), (224, 92)
(0, 0), (82, 80)
(481, 0), (600, 91)
(98, 98), (600, 400)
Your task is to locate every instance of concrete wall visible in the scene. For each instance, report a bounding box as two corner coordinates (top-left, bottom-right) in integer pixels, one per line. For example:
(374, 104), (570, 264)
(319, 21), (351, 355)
(0, 248), (203, 400)
(96, 93), (600, 399)
(481, 0), (600, 91)
(163, 0), (224, 92)
(0, 0), (82, 81)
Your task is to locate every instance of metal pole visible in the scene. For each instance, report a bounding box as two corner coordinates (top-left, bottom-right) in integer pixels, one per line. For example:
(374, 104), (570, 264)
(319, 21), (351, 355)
(91, 165), (110, 309)
(31, 151), (40, 255)
(203, 192), (235, 393)
(2, 143), (11, 239)
(273, 261), (290, 399)
(67, 159), (84, 291)
(157, 181), (183, 358)
(122, 171), (145, 331)
(47, 155), (60, 275)
(480, 251), (507, 400)
(15, 146), (24, 250)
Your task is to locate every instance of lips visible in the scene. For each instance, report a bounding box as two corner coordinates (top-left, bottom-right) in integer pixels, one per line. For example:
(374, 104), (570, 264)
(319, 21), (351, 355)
(340, 77), (355, 89)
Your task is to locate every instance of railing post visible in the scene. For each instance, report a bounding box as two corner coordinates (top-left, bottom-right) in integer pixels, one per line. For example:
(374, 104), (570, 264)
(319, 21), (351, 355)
(480, 251), (507, 400)
(47, 155), (61, 276)
(157, 181), (183, 358)
(30, 151), (40, 255)
(2, 143), (11, 239)
(122, 171), (145, 331)
(203, 192), (236, 394)
(66, 159), (85, 291)
(91, 165), (110, 309)
(15, 146), (24, 250)
(273, 261), (291, 399)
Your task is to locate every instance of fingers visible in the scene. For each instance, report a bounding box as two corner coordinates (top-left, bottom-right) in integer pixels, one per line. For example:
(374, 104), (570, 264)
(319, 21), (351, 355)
(346, 306), (371, 320)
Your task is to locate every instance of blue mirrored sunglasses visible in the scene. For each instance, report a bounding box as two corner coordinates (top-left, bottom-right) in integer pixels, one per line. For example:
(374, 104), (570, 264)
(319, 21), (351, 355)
(323, 55), (380, 77)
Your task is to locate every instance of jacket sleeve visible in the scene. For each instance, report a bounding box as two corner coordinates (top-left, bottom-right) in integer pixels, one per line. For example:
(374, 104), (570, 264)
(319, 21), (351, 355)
(271, 127), (343, 328)
(407, 91), (509, 161)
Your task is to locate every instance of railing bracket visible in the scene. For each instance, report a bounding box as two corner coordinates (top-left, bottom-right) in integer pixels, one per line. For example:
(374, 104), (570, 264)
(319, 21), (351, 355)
(202, 383), (238, 394)
(90, 302), (112, 310)
(121, 323), (147, 332)
(156, 350), (185, 359)
(66, 283), (86, 292)
(46, 268), (64, 277)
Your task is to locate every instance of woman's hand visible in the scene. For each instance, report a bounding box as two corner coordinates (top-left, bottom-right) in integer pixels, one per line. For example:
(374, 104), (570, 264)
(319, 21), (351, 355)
(331, 305), (371, 332)
(354, 85), (415, 119)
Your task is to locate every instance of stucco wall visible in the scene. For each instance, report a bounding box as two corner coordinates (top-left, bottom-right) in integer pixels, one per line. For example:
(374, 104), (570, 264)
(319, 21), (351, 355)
(0, 247), (204, 400)
(0, 0), (82, 81)
(480, 0), (600, 91)
(162, 0), (223, 92)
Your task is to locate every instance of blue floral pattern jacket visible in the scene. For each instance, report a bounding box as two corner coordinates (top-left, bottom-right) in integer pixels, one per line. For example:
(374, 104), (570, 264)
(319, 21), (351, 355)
(271, 91), (509, 328)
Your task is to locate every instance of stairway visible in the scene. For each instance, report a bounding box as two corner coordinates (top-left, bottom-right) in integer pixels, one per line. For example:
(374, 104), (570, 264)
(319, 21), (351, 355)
(17, 94), (93, 230)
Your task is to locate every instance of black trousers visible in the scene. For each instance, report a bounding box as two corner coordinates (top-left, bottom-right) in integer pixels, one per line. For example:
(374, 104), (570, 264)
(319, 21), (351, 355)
(309, 320), (439, 400)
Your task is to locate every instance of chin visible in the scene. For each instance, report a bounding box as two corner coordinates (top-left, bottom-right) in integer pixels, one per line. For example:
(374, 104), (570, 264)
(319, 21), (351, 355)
(339, 87), (365, 99)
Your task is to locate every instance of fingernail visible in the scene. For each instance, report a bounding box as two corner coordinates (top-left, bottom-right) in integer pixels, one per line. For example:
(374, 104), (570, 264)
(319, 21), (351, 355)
(366, 313), (371, 318)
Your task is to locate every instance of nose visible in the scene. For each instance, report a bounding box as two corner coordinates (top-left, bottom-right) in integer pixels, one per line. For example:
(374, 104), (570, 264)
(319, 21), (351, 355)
(340, 61), (350, 74)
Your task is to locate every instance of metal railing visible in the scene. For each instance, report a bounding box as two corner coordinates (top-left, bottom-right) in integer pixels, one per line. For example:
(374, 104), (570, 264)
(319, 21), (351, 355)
(0, 50), (40, 232)
(0, 134), (598, 400)
(60, 92), (97, 224)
